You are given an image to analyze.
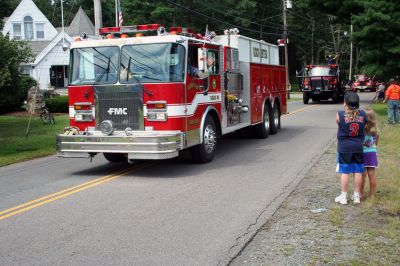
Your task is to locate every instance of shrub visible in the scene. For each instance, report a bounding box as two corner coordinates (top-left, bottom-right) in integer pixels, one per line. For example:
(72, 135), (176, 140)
(0, 35), (34, 113)
(45, 96), (68, 113)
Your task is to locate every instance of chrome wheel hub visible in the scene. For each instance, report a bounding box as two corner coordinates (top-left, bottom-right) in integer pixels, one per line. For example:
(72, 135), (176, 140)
(273, 107), (279, 127)
(204, 125), (216, 154)
(264, 110), (270, 131)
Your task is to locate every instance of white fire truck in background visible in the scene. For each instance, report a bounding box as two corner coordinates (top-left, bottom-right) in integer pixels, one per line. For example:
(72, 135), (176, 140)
(57, 24), (287, 163)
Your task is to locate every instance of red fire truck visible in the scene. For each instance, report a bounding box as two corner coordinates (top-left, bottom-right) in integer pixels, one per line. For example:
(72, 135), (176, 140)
(56, 24), (287, 163)
(299, 64), (344, 104)
(352, 74), (376, 92)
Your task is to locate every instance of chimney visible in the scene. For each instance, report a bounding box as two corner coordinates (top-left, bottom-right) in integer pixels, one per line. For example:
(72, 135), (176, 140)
(93, 0), (102, 35)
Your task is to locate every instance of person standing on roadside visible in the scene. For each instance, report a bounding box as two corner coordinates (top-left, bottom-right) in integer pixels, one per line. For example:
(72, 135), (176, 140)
(383, 78), (400, 125)
(335, 92), (367, 205)
(361, 108), (379, 199)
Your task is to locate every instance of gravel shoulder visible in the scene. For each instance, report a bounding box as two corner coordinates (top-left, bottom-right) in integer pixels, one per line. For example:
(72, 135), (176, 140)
(230, 141), (400, 266)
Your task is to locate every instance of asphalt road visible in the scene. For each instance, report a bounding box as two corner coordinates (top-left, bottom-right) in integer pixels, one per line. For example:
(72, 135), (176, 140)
(0, 93), (374, 266)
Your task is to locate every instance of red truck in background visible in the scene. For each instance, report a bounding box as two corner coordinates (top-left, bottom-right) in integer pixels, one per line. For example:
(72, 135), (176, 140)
(298, 64), (344, 104)
(352, 74), (376, 92)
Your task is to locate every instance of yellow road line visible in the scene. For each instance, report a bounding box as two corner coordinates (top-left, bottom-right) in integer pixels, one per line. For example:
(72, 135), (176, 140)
(0, 163), (151, 220)
(282, 105), (317, 117)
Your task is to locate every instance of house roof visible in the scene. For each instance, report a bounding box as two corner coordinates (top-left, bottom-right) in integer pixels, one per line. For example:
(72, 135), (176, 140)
(66, 7), (95, 36)
(26, 41), (52, 56)
(2, 0), (58, 40)
(33, 32), (73, 65)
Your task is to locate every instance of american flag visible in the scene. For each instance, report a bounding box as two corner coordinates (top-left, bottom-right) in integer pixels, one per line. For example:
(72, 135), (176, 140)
(118, 0), (123, 27)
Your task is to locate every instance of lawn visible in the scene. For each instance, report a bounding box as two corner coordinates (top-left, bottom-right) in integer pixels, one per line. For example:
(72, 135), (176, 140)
(0, 114), (69, 167)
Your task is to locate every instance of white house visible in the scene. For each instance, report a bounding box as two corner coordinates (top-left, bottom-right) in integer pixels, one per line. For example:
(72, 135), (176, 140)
(2, 0), (95, 91)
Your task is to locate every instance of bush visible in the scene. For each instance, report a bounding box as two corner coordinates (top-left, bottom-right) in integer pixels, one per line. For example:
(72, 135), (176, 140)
(0, 75), (36, 113)
(45, 96), (68, 113)
(0, 35), (34, 113)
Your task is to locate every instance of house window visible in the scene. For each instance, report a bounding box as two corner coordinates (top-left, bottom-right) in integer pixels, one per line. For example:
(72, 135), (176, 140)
(20, 65), (31, 75)
(13, 23), (22, 40)
(36, 23), (44, 39)
(24, 16), (33, 40)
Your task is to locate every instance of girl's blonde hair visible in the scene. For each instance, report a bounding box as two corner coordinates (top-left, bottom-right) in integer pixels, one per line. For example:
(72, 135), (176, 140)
(365, 107), (378, 135)
(344, 105), (359, 122)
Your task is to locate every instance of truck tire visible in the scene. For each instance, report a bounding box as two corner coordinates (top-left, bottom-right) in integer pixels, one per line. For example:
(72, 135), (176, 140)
(270, 103), (280, 134)
(103, 153), (127, 163)
(303, 93), (310, 104)
(255, 103), (271, 139)
(190, 116), (217, 163)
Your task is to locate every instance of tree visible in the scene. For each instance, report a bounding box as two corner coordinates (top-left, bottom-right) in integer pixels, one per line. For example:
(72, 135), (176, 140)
(352, 0), (400, 79)
(0, 0), (18, 28)
(301, 0), (400, 80)
(0, 34), (35, 112)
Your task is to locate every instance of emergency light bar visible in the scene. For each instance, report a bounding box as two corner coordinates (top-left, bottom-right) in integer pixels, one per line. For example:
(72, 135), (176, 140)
(99, 24), (165, 36)
(169, 27), (195, 34)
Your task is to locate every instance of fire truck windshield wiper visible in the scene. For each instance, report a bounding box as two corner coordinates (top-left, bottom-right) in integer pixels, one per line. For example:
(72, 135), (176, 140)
(142, 75), (162, 82)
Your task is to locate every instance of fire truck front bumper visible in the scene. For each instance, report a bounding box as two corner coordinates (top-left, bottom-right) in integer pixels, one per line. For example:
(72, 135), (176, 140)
(56, 130), (184, 160)
(355, 86), (367, 90)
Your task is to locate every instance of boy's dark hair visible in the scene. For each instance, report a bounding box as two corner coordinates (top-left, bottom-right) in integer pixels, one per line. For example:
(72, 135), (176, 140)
(344, 91), (359, 109)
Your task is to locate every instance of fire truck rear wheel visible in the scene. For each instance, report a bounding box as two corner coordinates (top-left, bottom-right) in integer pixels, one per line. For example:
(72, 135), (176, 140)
(103, 153), (127, 163)
(190, 116), (217, 163)
(270, 103), (280, 134)
(255, 104), (271, 139)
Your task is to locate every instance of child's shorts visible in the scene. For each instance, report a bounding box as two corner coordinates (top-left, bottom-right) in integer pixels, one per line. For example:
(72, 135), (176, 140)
(336, 152), (364, 174)
(364, 152), (378, 168)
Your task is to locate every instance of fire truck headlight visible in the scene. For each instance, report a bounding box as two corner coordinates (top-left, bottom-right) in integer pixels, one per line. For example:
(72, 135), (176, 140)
(100, 120), (114, 135)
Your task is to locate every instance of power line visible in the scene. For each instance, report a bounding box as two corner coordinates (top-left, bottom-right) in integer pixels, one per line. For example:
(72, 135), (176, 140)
(162, 0), (283, 37)
(193, 1), (283, 30)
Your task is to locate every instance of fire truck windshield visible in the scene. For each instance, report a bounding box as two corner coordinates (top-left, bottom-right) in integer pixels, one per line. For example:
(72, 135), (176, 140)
(309, 67), (335, 77)
(120, 43), (185, 83)
(70, 46), (120, 85)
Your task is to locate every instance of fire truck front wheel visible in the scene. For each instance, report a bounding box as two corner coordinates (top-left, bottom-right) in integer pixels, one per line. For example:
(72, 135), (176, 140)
(190, 116), (217, 163)
(103, 153), (127, 163)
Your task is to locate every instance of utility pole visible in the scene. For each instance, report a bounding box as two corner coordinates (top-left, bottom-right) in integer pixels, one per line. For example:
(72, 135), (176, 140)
(61, 0), (65, 46)
(330, 24), (337, 53)
(94, 0), (102, 35)
(348, 24), (353, 81)
(311, 18), (314, 65)
(283, 0), (290, 99)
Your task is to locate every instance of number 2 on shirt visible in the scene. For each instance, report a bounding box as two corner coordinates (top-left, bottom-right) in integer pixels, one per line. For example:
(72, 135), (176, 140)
(349, 123), (359, 136)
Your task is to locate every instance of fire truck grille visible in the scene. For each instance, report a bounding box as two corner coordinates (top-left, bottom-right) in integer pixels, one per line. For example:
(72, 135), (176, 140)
(310, 79), (330, 90)
(359, 81), (365, 86)
(95, 85), (144, 131)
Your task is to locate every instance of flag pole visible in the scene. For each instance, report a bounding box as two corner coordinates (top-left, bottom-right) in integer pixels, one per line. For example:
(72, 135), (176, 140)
(115, 0), (118, 27)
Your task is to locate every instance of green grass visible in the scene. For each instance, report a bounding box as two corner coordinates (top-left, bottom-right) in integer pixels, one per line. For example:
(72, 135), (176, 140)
(288, 92), (303, 102)
(0, 114), (69, 167)
(328, 207), (344, 226)
(337, 103), (400, 265)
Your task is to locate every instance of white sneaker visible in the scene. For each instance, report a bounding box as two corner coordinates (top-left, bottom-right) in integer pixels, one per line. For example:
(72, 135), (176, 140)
(335, 194), (348, 205)
(353, 193), (361, 204)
